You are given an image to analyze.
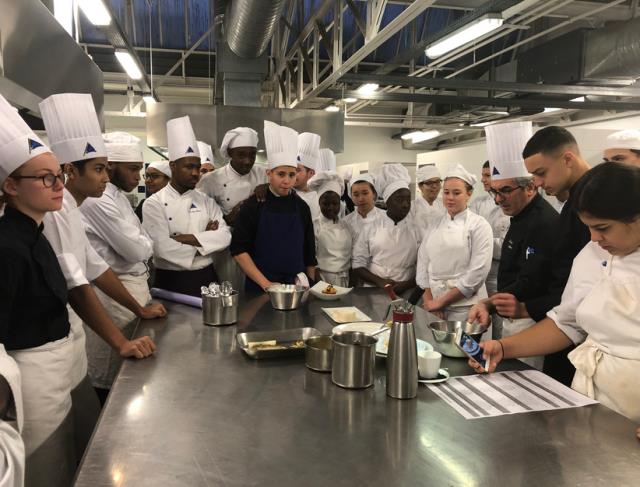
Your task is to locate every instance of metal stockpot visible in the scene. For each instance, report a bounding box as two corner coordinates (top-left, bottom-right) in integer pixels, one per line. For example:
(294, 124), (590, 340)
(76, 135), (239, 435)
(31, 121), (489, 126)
(202, 292), (239, 326)
(331, 332), (377, 389)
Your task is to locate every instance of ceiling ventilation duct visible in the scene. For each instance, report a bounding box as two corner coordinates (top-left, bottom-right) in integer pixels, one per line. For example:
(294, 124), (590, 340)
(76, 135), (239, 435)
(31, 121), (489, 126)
(582, 17), (640, 84)
(224, 0), (287, 59)
(517, 17), (640, 87)
(216, 0), (286, 107)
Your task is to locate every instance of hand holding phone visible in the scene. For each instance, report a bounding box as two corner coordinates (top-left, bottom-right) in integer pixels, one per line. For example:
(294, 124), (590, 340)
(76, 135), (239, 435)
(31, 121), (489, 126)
(454, 329), (487, 370)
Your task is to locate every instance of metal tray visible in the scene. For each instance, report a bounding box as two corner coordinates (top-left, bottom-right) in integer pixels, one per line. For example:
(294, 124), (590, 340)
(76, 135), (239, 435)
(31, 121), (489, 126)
(236, 327), (321, 359)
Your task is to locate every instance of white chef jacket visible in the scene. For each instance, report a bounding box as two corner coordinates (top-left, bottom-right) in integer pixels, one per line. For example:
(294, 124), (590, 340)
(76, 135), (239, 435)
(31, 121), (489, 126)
(344, 206), (386, 243)
(314, 216), (352, 273)
(80, 183), (153, 276)
(197, 163), (267, 215)
(296, 190), (321, 220)
(42, 189), (109, 289)
(470, 193), (510, 261)
(410, 196), (446, 238)
(352, 213), (421, 283)
(0, 345), (24, 487)
(416, 209), (493, 299)
(548, 241), (640, 358)
(143, 184), (232, 271)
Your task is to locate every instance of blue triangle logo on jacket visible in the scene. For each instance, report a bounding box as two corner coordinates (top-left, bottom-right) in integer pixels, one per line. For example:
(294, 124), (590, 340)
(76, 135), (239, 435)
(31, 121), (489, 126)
(190, 203), (197, 209)
(83, 142), (96, 155)
(28, 138), (43, 153)
(492, 166), (500, 176)
(186, 146), (194, 153)
(206, 157), (211, 162)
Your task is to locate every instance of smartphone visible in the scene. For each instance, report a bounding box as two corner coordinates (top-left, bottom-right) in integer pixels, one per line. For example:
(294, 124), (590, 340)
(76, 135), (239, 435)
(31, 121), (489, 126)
(454, 329), (487, 369)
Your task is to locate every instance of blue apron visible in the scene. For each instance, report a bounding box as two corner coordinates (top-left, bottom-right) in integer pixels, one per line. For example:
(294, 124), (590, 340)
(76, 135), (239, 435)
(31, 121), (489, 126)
(247, 197), (306, 291)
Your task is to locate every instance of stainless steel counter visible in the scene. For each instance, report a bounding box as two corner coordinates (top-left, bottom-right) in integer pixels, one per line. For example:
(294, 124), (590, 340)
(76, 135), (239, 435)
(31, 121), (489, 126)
(75, 289), (640, 486)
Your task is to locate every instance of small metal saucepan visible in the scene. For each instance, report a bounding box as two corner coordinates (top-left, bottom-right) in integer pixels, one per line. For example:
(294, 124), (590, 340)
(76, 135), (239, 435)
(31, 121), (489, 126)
(305, 335), (333, 372)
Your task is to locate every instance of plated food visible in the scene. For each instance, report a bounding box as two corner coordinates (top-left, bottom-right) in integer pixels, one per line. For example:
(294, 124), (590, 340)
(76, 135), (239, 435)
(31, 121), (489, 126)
(310, 281), (353, 301)
(322, 284), (337, 295)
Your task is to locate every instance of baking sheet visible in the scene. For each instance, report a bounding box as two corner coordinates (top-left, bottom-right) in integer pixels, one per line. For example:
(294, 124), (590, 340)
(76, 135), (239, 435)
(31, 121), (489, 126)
(236, 327), (321, 359)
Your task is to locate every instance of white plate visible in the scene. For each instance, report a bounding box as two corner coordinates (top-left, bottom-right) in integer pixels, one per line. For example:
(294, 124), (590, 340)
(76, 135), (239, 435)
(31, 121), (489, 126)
(419, 368), (450, 384)
(332, 322), (384, 335)
(331, 323), (433, 357)
(310, 281), (353, 301)
(322, 306), (371, 323)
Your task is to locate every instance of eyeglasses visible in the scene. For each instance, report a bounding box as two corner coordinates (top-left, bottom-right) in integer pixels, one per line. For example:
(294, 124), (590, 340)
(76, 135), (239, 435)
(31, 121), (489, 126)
(488, 185), (524, 199)
(420, 179), (442, 187)
(12, 172), (64, 188)
(145, 173), (165, 181)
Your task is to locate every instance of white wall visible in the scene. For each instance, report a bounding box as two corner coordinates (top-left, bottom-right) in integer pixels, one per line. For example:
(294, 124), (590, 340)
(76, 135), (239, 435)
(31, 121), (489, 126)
(337, 126), (417, 166)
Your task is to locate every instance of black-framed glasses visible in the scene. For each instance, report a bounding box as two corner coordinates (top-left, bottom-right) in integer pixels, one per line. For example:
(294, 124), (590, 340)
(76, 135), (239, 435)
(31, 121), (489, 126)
(420, 179), (442, 187)
(488, 185), (524, 199)
(145, 173), (166, 181)
(12, 173), (64, 188)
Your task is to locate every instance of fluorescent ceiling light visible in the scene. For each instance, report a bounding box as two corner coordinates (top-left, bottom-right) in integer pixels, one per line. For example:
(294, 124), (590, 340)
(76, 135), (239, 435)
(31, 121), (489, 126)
(570, 96), (585, 102)
(78, 0), (112, 26)
(343, 97), (358, 103)
(54, 0), (73, 35)
(543, 107), (562, 113)
(356, 83), (379, 96)
(401, 130), (441, 143)
(115, 51), (143, 80)
(143, 95), (156, 105)
(426, 14), (503, 59)
(325, 105), (340, 112)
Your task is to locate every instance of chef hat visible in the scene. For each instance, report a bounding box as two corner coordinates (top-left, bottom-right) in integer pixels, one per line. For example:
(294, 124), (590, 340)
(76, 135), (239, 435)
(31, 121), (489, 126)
(377, 164), (411, 202)
(197, 141), (214, 165)
(308, 171), (343, 199)
(605, 129), (640, 151)
(319, 148), (337, 172)
(348, 173), (377, 197)
(297, 132), (321, 171)
(264, 121), (298, 169)
(416, 164), (441, 183)
(147, 160), (172, 178)
(444, 163), (477, 187)
(0, 94), (50, 185)
(103, 131), (143, 162)
(220, 127), (259, 158)
(485, 121), (532, 180)
(39, 93), (106, 165)
(167, 116), (200, 162)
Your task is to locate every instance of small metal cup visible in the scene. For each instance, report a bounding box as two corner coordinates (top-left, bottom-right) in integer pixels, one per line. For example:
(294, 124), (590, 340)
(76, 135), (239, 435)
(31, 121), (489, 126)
(202, 292), (238, 326)
(305, 335), (333, 372)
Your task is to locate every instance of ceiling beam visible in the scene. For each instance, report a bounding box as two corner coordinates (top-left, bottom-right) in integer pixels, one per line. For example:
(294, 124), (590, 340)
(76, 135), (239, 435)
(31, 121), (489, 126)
(292, 0), (436, 108)
(339, 73), (640, 98)
(325, 89), (640, 111)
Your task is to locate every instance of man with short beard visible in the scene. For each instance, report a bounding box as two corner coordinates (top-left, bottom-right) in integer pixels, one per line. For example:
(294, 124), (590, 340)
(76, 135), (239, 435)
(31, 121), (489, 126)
(80, 132), (160, 403)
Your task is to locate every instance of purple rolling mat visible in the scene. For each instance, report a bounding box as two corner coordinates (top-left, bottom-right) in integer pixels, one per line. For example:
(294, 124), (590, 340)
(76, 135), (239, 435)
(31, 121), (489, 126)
(150, 288), (203, 308)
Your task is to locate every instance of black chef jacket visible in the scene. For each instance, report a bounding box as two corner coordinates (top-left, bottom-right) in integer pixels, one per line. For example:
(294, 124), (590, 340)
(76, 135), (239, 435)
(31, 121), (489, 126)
(540, 175), (592, 385)
(0, 206), (70, 350)
(498, 193), (559, 322)
(230, 190), (317, 267)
